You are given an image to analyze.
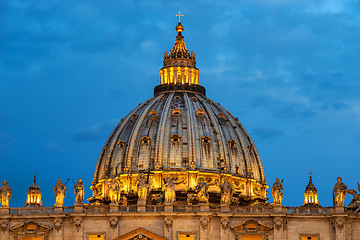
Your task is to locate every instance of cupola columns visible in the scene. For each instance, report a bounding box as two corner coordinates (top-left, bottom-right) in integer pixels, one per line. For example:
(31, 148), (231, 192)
(159, 22), (200, 86)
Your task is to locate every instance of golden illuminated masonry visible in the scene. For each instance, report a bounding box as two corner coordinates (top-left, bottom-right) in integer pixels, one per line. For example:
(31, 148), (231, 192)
(159, 21), (200, 85)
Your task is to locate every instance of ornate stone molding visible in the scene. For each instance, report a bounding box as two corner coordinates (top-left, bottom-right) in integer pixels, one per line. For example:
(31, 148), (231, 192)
(53, 218), (62, 231)
(200, 217), (211, 230)
(110, 217), (118, 229)
(72, 217), (82, 231)
(231, 220), (273, 240)
(331, 217), (345, 231)
(221, 217), (230, 229)
(0, 220), (9, 232)
(273, 217), (287, 231)
(164, 217), (173, 230)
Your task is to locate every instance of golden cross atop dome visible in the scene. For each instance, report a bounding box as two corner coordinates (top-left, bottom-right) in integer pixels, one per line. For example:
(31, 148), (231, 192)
(176, 11), (184, 22)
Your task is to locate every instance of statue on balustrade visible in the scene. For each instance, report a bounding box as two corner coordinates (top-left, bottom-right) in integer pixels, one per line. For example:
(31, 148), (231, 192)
(74, 178), (84, 205)
(346, 186), (360, 214)
(220, 177), (233, 206)
(137, 173), (150, 205)
(271, 178), (283, 205)
(53, 178), (66, 207)
(195, 177), (209, 203)
(333, 177), (347, 207)
(163, 176), (176, 205)
(0, 180), (11, 208)
(108, 178), (120, 204)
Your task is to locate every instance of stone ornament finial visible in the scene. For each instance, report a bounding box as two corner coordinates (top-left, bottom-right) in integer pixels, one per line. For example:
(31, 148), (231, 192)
(271, 178), (283, 205)
(0, 180), (11, 208)
(333, 177), (347, 207)
(53, 178), (66, 207)
(74, 178), (84, 205)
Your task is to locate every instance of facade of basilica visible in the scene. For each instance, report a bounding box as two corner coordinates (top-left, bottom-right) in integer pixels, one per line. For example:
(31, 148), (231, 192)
(0, 19), (360, 240)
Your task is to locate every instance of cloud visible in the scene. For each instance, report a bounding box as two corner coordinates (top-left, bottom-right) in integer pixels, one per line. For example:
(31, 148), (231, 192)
(73, 119), (119, 141)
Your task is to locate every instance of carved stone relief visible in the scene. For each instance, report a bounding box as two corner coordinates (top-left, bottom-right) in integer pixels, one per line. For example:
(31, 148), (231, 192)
(72, 217), (82, 231)
(110, 217), (118, 229)
(200, 217), (211, 230)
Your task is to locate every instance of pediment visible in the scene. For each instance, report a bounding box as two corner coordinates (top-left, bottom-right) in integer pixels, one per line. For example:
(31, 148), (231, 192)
(10, 221), (52, 234)
(231, 219), (273, 233)
(114, 227), (168, 240)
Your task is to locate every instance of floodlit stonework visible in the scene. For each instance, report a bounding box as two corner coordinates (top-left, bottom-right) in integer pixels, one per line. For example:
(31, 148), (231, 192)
(1, 18), (360, 240)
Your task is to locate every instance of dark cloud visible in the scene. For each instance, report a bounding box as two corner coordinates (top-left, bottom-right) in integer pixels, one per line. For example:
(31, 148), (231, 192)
(251, 127), (284, 142)
(73, 119), (118, 141)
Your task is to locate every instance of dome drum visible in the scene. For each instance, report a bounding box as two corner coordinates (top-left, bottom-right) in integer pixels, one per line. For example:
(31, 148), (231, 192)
(88, 171), (268, 206)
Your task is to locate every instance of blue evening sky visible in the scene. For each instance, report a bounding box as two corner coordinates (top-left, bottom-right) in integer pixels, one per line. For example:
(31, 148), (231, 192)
(1, 0), (360, 207)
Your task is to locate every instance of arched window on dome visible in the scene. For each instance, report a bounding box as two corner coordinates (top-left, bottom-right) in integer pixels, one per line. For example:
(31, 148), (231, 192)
(117, 140), (125, 148)
(141, 136), (150, 145)
(171, 134), (181, 144)
(201, 136), (211, 145)
(229, 139), (237, 148)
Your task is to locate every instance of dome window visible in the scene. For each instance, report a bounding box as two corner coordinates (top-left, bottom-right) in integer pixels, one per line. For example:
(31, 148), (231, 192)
(148, 110), (158, 120)
(229, 139), (237, 148)
(141, 136), (150, 145)
(192, 97), (198, 102)
(171, 108), (182, 118)
(117, 140), (125, 148)
(171, 134), (181, 144)
(201, 136), (211, 144)
(196, 108), (205, 118)
(218, 112), (227, 122)
(158, 97), (164, 102)
(131, 113), (138, 120)
(174, 95), (182, 101)
(247, 145), (254, 153)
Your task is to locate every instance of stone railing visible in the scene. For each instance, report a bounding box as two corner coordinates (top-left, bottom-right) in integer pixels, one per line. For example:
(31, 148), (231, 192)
(0, 205), (341, 216)
(286, 207), (331, 215)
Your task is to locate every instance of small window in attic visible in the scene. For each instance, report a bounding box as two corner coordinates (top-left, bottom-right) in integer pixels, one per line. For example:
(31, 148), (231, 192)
(171, 108), (182, 118)
(117, 140), (125, 148)
(201, 136), (211, 145)
(171, 134), (181, 144)
(229, 139), (237, 148)
(196, 108), (205, 118)
(141, 136), (150, 145)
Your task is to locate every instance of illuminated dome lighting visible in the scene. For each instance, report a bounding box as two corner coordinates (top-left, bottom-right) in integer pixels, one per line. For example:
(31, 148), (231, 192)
(24, 176), (43, 207)
(89, 22), (267, 206)
(302, 172), (320, 207)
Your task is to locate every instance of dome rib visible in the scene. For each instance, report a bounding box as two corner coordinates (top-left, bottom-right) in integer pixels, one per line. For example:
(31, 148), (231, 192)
(154, 92), (175, 169)
(124, 95), (163, 172)
(183, 93), (196, 169)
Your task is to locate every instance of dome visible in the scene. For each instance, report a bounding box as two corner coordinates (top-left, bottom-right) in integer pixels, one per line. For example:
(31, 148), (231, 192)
(90, 22), (267, 205)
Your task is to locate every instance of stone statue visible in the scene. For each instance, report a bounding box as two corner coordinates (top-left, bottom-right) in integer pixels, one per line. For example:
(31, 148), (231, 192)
(53, 178), (66, 207)
(108, 178), (120, 204)
(0, 181), (11, 208)
(346, 188), (360, 214)
(74, 178), (84, 205)
(137, 173), (150, 205)
(333, 177), (347, 207)
(163, 176), (176, 205)
(271, 178), (283, 205)
(220, 177), (233, 206)
(195, 177), (209, 203)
